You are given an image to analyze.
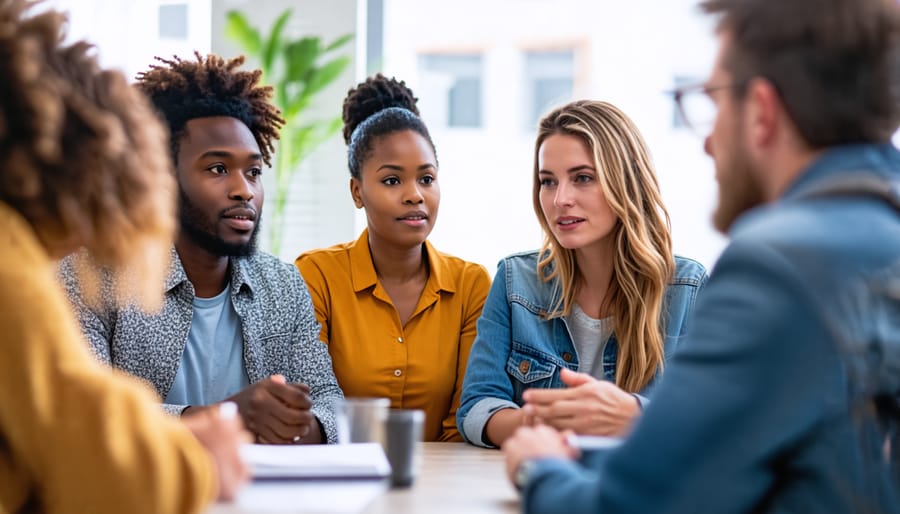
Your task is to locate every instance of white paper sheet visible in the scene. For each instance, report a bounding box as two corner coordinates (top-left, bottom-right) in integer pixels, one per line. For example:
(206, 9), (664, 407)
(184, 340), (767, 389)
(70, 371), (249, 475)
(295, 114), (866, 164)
(240, 442), (391, 479)
(221, 480), (387, 514)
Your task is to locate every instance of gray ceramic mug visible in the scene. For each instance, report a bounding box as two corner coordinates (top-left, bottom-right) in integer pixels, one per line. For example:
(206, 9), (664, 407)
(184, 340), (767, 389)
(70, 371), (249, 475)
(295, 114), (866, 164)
(385, 409), (425, 487)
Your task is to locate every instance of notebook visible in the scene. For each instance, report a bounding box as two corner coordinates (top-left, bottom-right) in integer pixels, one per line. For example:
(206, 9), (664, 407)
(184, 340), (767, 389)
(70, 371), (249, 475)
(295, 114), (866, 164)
(240, 442), (392, 480)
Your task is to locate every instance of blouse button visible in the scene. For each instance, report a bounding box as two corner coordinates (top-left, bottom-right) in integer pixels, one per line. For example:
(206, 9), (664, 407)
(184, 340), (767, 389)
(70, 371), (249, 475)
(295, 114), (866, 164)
(397, 337), (403, 343)
(562, 352), (573, 362)
(394, 369), (402, 377)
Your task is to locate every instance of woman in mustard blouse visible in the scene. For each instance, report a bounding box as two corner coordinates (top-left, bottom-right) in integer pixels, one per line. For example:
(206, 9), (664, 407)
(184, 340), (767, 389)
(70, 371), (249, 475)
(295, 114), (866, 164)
(296, 75), (491, 442)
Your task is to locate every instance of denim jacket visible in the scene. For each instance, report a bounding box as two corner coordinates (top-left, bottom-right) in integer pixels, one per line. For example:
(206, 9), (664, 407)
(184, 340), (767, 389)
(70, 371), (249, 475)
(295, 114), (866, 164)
(457, 253), (708, 447)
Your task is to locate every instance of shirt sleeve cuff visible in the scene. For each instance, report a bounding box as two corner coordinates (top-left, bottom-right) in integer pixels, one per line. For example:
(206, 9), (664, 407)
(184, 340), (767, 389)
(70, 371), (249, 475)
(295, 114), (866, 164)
(462, 397), (519, 448)
(163, 403), (189, 417)
(311, 403), (339, 443)
(521, 458), (600, 514)
(632, 393), (649, 410)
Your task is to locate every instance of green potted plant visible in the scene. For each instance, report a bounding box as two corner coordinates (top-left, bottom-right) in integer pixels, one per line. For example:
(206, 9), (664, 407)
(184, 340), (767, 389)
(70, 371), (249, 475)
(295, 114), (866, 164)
(225, 9), (352, 256)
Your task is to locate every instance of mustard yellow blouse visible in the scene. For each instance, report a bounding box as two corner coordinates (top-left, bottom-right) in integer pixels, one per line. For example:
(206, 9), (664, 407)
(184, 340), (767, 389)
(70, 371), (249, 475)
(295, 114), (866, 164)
(296, 230), (491, 442)
(0, 202), (217, 514)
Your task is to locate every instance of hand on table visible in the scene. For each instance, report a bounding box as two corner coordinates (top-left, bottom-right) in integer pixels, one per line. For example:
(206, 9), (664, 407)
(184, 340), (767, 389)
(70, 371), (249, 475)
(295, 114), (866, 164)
(227, 374), (321, 444)
(502, 424), (578, 485)
(182, 402), (251, 501)
(522, 368), (640, 436)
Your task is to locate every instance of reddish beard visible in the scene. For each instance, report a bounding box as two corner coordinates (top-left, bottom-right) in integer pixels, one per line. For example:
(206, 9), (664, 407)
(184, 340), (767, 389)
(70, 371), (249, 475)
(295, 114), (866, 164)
(712, 142), (765, 233)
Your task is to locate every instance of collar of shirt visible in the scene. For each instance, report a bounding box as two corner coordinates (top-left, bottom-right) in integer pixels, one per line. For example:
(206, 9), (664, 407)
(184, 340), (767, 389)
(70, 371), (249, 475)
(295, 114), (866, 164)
(347, 228), (457, 297)
(165, 248), (256, 298)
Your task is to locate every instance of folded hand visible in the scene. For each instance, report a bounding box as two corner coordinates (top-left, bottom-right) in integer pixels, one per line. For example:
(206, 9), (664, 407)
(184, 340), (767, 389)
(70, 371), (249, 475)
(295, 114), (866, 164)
(522, 368), (640, 436)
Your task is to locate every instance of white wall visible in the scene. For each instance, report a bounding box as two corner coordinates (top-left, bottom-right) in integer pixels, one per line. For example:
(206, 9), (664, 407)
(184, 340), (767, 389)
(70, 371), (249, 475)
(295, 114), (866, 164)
(46, 0), (211, 80)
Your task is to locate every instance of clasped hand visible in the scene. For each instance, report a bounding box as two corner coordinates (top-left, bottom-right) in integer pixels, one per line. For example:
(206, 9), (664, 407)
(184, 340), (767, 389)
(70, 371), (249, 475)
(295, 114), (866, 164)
(227, 374), (318, 444)
(521, 368), (640, 436)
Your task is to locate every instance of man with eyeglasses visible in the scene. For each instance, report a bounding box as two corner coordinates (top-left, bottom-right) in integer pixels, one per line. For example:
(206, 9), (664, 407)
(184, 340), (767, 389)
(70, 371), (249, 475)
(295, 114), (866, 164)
(502, 0), (900, 513)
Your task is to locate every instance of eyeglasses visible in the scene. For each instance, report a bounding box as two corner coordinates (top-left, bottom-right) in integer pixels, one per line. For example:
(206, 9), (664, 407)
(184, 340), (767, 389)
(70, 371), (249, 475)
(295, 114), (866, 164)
(670, 83), (738, 135)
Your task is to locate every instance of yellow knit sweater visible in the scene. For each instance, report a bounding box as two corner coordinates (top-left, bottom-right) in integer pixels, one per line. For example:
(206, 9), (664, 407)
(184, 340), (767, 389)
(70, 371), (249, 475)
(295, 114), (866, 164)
(0, 202), (217, 514)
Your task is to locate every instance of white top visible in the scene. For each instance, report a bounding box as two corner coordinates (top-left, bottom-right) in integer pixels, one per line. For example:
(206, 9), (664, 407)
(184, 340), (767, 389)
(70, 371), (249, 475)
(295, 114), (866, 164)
(569, 303), (614, 379)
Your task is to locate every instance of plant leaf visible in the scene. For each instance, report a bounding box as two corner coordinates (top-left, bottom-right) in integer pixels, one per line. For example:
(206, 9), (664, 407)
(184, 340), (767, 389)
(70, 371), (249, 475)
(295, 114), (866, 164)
(282, 117), (342, 170)
(324, 33), (354, 52)
(303, 55), (351, 98)
(284, 95), (311, 121)
(285, 37), (321, 85)
(224, 11), (261, 55)
(262, 9), (292, 74)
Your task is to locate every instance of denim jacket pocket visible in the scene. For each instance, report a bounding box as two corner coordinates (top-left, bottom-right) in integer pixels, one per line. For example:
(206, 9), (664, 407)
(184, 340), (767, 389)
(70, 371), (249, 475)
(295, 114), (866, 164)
(506, 346), (558, 402)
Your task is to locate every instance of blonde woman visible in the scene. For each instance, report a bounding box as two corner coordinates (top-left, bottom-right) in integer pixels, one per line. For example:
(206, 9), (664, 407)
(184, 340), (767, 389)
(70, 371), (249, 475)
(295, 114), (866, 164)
(458, 100), (707, 448)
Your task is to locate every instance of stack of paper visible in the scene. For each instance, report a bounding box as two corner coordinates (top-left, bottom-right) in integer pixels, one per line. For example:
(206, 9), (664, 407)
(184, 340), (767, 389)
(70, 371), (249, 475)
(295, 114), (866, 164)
(240, 442), (392, 480)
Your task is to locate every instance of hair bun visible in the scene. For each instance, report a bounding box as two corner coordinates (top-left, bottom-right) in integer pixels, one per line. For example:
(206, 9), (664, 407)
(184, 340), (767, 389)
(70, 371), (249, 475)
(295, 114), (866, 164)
(342, 73), (419, 144)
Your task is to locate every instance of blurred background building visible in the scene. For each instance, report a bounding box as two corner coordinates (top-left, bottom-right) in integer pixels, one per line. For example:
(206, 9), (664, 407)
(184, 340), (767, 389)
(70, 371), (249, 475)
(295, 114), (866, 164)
(45, 0), (784, 272)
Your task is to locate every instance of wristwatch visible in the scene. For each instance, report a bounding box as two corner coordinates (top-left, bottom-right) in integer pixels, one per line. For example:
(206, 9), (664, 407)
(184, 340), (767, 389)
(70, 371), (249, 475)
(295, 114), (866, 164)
(513, 459), (539, 491)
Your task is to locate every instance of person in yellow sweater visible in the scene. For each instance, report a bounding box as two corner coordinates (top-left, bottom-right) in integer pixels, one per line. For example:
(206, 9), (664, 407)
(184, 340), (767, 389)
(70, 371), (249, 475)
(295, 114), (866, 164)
(0, 1), (248, 512)
(295, 75), (491, 442)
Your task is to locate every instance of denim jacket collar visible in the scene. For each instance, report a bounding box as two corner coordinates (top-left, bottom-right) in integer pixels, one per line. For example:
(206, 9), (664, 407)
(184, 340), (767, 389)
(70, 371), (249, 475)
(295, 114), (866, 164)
(783, 143), (900, 202)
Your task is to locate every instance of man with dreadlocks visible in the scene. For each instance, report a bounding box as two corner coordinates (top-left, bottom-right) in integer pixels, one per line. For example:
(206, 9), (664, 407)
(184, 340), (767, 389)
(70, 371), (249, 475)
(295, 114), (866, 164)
(61, 53), (343, 445)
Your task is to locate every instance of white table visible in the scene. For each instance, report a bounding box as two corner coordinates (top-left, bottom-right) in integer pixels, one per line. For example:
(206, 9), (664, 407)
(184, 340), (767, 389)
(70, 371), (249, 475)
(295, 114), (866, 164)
(210, 442), (519, 514)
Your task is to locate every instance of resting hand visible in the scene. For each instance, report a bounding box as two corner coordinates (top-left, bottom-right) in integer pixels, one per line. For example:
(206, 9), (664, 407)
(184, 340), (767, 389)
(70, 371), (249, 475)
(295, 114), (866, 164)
(502, 425), (578, 484)
(182, 402), (251, 501)
(227, 374), (319, 444)
(522, 368), (640, 436)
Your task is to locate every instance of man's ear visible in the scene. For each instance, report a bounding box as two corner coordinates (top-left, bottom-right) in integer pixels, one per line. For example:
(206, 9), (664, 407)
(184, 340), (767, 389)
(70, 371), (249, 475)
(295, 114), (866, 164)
(350, 177), (364, 209)
(744, 77), (781, 150)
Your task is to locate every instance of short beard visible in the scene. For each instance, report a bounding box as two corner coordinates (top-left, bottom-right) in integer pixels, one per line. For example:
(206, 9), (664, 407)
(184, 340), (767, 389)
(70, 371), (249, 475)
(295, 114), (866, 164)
(712, 134), (765, 234)
(178, 189), (260, 257)
(713, 170), (764, 233)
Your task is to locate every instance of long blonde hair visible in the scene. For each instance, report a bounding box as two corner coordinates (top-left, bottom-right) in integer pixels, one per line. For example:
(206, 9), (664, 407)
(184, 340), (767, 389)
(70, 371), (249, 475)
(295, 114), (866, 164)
(0, 0), (175, 311)
(532, 100), (674, 392)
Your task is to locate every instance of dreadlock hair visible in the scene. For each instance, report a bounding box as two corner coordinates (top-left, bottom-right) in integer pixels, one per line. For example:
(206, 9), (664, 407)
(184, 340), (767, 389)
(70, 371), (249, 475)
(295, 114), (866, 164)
(342, 73), (436, 179)
(135, 52), (284, 167)
(0, 0), (175, 311)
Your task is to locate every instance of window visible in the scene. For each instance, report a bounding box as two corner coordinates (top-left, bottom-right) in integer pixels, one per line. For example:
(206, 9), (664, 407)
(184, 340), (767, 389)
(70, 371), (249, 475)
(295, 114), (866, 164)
(158, 3), (188, 40)
(524, 50), (574, 127)
(418, 54), (483, 128)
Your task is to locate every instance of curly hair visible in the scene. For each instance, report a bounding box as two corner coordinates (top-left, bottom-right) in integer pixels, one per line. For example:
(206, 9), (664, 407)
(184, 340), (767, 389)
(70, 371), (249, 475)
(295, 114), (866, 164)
(135, 52), (284, 167)
(533, 100), (675, 393)
(342, 73), (435, 179)
(0, 0), (175, 310)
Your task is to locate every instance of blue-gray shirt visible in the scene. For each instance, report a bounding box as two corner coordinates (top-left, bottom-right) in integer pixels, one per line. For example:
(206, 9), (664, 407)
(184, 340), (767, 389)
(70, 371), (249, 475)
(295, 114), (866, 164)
(165, 287), (249, 406)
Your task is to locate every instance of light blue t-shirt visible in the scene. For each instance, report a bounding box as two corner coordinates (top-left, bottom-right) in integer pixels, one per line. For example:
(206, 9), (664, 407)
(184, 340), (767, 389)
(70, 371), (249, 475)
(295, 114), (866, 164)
(165, 286), (249, 406)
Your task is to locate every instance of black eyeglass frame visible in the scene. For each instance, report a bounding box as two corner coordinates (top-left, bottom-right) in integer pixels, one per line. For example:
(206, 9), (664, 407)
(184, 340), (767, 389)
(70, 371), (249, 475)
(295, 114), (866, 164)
(669, 82), (742, 133)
